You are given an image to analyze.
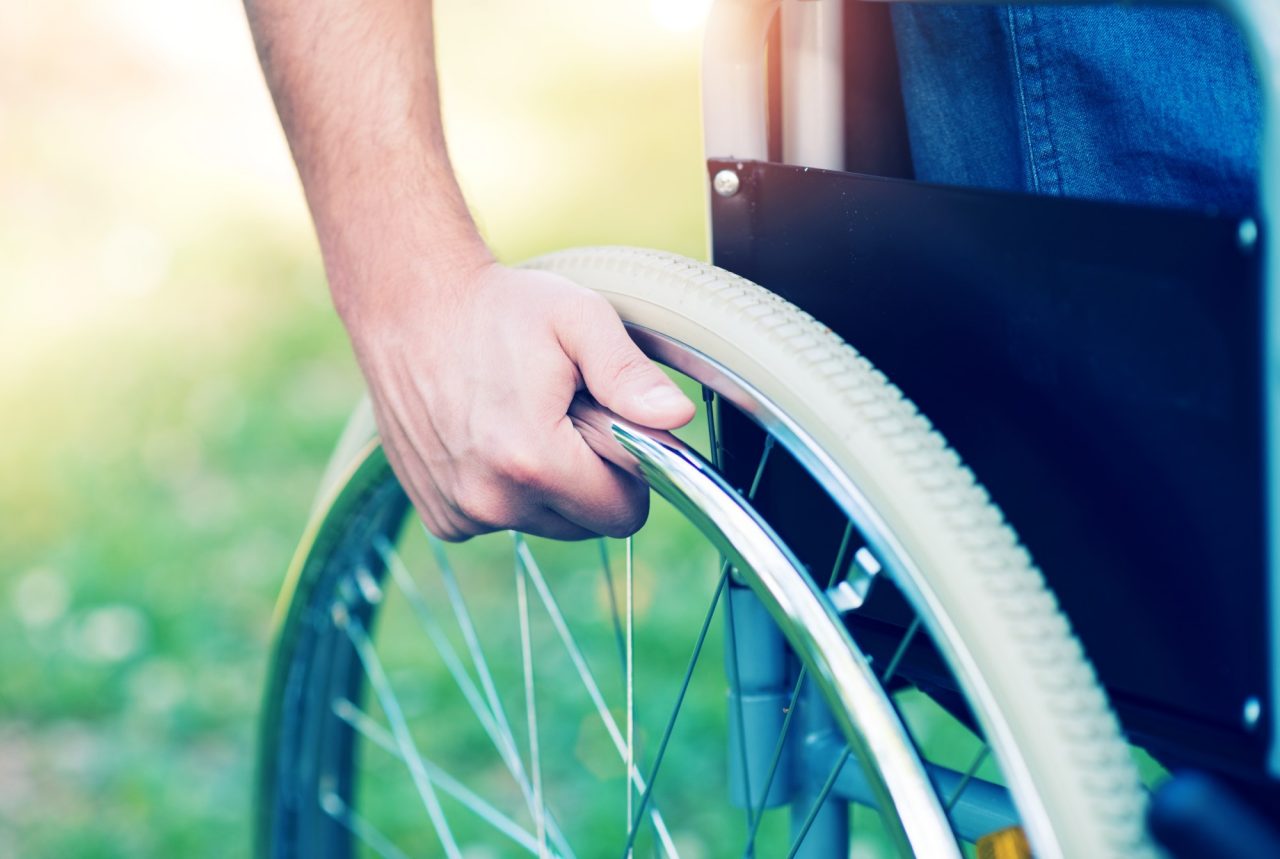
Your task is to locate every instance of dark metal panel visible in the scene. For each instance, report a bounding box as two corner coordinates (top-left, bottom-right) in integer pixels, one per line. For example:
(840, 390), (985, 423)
(710, 159), (1268, 774)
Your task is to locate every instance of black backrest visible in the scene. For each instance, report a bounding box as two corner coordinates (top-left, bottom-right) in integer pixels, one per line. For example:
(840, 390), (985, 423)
(710, 159), (1269, 775)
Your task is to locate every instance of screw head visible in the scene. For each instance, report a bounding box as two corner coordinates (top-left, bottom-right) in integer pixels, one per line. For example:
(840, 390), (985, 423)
(1238, 218), (1259, 252)
(712, 169), (740, 197)
(1243, 696), (1262, 731)
(320, 791), (344, 816)
(330, 600), (350, 629)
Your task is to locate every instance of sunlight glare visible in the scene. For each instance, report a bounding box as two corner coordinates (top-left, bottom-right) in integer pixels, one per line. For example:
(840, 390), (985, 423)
(649, 0), (713, 34)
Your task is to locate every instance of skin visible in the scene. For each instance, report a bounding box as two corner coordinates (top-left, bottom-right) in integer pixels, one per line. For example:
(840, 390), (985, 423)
(242, 0), (696, 540)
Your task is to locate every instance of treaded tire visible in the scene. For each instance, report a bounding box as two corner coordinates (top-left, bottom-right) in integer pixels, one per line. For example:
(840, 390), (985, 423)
(259, 245), (1153, 859)
(523, 247), (1154, 859)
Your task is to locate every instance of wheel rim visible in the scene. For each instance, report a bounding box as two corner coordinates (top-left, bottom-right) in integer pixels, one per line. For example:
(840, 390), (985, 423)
(259, 329), (1039, 859)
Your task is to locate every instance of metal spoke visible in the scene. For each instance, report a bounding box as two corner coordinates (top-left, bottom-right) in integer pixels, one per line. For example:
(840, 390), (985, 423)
(598, 539), (628, 681)
(516, 550), (550, 859)
(786, 746), (851, 859)
(827, 521), (857, 590)
(881, 616), (922, 686)
(514, 536), (679, 858)
(706, 396), (774, 848)
(514, 535), (629, 760)
(376, 536), (563, 851)
(703, 386), (722, 469)
(332, 698), (549, 856)
(342, 612), (462, 859)
(742, 437), (776, 498)
(329, 360), (993, 859)
(742, 672), (805, 853)
(780, 551), (929, 857)
(376, 538), (508, 753)
(742, 520), (858, 851)
(723, 584), (757, 842)
(424, 532), (532, 778)
(945, 745), (991, 813)
(623, 566), (730, 857)
(623, 433), (776, 857)
(625, 534), (635, 855)
(421, 534), (577, 859)
(321, 792), (413, 859)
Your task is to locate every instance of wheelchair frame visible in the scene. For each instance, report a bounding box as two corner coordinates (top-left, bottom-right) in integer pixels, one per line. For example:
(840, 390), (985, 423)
(701, 0), (1280, 780)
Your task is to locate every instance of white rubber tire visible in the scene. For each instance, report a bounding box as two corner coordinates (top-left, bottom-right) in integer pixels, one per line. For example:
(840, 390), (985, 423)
(520, 246), (1155, 859)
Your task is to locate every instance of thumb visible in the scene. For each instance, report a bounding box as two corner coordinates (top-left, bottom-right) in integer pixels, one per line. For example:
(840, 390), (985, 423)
(561, 297), (696, 429)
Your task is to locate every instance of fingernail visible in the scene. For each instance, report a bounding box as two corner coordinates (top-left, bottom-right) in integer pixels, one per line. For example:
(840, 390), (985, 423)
(642, 385), (689, 412)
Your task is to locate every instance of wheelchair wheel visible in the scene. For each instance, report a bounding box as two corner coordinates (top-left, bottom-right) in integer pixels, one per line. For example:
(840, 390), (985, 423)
(257, 247), (1153, 858)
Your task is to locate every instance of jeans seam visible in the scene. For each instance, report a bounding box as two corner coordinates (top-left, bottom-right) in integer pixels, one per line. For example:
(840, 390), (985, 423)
(1006, 6), (1041, 191)
(1006, 6), (1062, 195)
(1026, 8), (1064, 195)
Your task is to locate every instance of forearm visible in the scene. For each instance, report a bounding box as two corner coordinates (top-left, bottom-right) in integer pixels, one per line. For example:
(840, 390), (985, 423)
(243, 0), (490, 325)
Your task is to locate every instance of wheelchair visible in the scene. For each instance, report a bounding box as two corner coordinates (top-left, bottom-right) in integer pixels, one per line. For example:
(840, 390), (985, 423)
(257, 1), (1280, 855)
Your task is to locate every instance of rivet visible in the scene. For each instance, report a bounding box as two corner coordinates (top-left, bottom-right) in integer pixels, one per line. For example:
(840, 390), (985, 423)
(1243, 696), (1262, 731)
(320, 791), (344, 816)
(353, 565), (384, 605)
(1238, 218), (1259, 252)
(713, 169), (741, 197)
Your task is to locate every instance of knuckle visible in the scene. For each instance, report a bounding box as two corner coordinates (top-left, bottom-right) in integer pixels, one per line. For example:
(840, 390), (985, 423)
(571, 288), (613, 320)
(422, 515), (468, 543)
(602, 510), (647, 539)
(601, 342), (652, 386)
(419, 503), (470, 542)
(451, 477), (512, 529)
(492, 444), (544, 489)
(418, 515), (450, 541)
(599, 485), (650, 538)
(571, 291), (625, 344)
(437, 526), (471, 544)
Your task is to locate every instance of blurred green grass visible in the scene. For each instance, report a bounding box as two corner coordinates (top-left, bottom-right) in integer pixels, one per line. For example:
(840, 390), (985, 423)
(0, 2), (705, 855)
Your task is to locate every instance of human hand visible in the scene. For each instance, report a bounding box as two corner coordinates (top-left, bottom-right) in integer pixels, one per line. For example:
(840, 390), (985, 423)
(343, 261), (696, 541)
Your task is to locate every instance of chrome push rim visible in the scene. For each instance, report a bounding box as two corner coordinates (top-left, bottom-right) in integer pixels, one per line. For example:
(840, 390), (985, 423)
(264, 329), (1027, 858)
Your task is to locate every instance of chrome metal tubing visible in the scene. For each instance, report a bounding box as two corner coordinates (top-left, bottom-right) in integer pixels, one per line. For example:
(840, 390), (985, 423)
(702, 0), (778, 162)
(629, 324), (1062, 854)
(780, 0), (844, 170)
(608, 418), (962, 858)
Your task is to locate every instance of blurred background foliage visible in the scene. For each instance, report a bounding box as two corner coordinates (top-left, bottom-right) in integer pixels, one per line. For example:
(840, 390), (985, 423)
(0, 1), (707, 854)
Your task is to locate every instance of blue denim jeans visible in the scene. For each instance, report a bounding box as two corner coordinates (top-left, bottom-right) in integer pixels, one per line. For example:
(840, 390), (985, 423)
(890, 4), (1261, 214)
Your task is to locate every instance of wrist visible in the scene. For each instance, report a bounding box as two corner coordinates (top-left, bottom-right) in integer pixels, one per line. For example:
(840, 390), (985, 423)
(301, 139), (494, 329)
(324, 219), (494, 332)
